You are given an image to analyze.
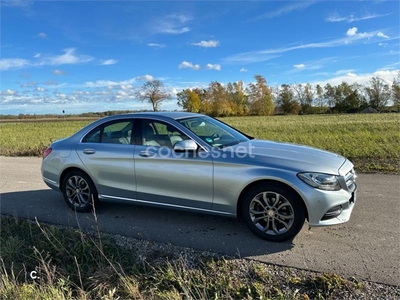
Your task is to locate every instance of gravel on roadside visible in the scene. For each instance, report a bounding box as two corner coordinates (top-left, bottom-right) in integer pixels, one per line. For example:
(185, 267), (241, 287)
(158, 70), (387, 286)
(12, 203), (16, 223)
(110, 232), (400, 300)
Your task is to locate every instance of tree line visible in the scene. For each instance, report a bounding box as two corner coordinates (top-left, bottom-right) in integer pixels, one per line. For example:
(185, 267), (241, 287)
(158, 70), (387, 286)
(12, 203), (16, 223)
(175, 73), (400, 116)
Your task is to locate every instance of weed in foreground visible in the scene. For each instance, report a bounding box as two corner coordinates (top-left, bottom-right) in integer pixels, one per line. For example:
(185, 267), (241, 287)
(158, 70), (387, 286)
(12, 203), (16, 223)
(0, 215), (374, 299)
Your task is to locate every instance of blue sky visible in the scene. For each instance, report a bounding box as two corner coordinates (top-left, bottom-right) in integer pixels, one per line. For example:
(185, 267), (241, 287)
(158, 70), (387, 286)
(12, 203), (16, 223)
(1, 0), (399, 115)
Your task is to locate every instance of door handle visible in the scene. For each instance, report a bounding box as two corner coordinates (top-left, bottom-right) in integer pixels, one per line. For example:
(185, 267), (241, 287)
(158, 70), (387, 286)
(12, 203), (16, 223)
(139, 150), (155, 157)
(83, 149), (96, 154)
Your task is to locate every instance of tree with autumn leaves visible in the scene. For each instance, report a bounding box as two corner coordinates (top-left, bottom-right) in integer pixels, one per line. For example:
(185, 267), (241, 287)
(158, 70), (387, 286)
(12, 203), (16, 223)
(138, 74), (399, 115)
(177, 75), (274, 117)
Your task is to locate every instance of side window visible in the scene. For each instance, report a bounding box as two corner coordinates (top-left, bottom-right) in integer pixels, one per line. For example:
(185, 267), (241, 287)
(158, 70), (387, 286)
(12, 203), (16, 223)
(83, 127), (102, 143)
(82, 120), (134, 144)
(141, 119), (188, 148)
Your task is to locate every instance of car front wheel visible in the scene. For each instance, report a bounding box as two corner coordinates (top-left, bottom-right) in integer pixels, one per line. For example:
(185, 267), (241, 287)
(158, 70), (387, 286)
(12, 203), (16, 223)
(242, 183), (305, 242)
(62, 170), (98, 212)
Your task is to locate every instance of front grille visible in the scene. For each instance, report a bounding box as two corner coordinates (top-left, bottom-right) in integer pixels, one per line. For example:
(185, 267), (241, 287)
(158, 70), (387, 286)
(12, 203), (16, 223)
(345, 169), (356, 192)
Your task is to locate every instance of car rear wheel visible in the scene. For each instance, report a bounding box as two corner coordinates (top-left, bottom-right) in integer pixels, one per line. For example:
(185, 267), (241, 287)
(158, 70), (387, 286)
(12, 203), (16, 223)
(242, 183), (305, 242)
(62, 170), (98, 212)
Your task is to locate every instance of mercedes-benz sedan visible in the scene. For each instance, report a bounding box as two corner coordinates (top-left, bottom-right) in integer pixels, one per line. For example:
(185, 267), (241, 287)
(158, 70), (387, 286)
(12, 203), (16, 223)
(41, 112), (357, 242)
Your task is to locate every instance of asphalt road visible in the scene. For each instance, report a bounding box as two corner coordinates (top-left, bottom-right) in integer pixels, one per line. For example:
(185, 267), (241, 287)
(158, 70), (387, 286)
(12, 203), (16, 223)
(0, 156), (399, 286)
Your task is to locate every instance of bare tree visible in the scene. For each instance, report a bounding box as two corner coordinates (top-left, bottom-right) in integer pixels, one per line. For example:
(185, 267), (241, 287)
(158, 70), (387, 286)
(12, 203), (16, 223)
(292, 83), (315, 114)
(365, 77), (391, 112)
(277, 84), (300, 114)
(315, 84), (326, 108)
(392, 71), (400, 112)
(136, 80), (171, 111)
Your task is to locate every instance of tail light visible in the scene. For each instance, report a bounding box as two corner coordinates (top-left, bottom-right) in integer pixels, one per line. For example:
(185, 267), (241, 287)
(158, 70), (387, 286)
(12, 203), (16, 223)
(43, 147), (52, 159)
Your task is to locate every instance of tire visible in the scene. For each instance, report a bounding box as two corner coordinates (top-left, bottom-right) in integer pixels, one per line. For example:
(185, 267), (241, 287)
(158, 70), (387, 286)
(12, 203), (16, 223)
(62, 170), (98, 212)
(242, 183), (305, 242)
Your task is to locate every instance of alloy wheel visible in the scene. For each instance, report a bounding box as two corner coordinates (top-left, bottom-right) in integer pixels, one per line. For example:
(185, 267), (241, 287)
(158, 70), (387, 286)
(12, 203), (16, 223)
(249, 191), (295, 235)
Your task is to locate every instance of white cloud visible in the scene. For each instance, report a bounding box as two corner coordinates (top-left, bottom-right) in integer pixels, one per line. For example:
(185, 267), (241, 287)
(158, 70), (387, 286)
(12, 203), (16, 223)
(37, 32), (47, 39)
(224, 28), (392, 64)
(0, 49), (94, 71)
(310, 69), (400, 87)
(34, 53), (41, 58)
(346, 72), (358, 78)
(147, 43), (166, 48)
(206, 63), (221, 71)
(192, 40), (220, 48)
(136, 75), (154, 81)
(85, 80), (132, 88)
(45, 48), (93, 65)
(151, 14), (192, 35)
(1, 89), (18, 95)
(294, 64), (305, 69)
(120, 84), (133, 90)
(255, 2), (315, 20)
(2, 0), (33, 7)
(377, 32), (389, 39)
(53, 69), (65, 76)
(287, 57), (338, 74)
(20, 80), (37, 88)
(326, 12), (390, 23)
(174, 14), (192, 23)
(346, 27), (358, 37)
(224, 53), (281, 64)
(0, 58), (30, 70)
(36, 87), (45, 92)
(100, 59), (118, 65)
(55, 93), (67, 99)
(240, 68), (248, 72)
(335, 69), (355, 75)
(84, 75), (154, 88)
(346, 27), (389, 40)
(379, 43), (388, 47)
(178, 61), (200, 70)
(164, 27), (189, 34)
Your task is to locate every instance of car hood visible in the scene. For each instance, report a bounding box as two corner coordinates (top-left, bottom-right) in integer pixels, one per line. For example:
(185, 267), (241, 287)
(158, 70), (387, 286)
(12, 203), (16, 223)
(224, 139), (346, 174)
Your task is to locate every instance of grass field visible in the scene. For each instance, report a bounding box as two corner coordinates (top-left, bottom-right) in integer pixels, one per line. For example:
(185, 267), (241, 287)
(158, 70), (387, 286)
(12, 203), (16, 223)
(0, 216), (378, 300)
(0, 114), (399, 172)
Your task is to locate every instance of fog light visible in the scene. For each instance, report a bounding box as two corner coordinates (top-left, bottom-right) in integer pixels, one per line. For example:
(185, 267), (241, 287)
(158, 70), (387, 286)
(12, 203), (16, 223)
(321, 205), (342, 220)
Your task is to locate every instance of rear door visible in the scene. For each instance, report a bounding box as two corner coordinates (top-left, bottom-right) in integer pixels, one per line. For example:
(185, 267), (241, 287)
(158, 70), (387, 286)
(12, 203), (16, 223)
(76, 119), (136, 200)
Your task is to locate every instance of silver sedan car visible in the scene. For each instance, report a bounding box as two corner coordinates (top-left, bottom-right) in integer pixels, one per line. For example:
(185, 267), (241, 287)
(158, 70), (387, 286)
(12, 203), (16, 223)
(41, 112), (357, 242)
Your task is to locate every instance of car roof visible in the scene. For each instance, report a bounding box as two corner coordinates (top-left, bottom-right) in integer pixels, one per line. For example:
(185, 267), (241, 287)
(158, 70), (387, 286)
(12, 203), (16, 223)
(70, 111), (206, 141)
(111, 111), (204, 120)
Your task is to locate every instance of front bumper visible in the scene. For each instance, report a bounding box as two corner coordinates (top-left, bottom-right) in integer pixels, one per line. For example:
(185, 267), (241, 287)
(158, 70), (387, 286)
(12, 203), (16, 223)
(304, 183), (357, 227)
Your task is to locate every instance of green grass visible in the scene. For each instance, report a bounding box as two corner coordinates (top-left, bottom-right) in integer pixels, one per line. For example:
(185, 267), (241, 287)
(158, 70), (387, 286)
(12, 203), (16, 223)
(223, 114), (400, 173)
(1, 216), (371, 300)
(0, 120), (91, 157)
(0, 114), (399, 172)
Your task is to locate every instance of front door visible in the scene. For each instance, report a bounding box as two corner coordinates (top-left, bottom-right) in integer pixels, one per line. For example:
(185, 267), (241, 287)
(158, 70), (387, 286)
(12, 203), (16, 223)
(134, 118), (213, 210)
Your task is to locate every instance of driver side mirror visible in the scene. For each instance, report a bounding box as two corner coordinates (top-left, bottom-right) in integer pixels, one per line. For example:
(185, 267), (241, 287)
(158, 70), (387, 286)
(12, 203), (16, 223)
(173, 140), (198, 151)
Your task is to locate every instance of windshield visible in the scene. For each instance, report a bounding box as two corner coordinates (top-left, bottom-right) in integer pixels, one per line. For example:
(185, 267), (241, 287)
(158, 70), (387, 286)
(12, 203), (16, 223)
(178, 116), (250, 148)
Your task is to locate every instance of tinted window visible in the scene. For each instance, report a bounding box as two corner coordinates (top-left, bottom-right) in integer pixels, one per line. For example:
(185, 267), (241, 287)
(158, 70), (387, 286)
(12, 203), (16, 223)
(178, 116), (248, 148)
(140, 119), (188, 148)
(82, 120), (134, 144)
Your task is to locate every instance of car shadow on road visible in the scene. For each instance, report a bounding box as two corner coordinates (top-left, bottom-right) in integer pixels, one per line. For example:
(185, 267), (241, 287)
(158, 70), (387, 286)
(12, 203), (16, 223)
(1, 189), (296, 257)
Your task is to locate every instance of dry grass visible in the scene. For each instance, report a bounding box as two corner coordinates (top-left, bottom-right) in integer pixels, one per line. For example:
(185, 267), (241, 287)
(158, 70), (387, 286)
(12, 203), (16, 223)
(2, 215), (391, 300)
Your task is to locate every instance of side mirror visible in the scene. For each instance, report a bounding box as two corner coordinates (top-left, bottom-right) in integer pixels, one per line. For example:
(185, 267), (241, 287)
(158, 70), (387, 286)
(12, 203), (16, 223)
(173, 140), (198, 151)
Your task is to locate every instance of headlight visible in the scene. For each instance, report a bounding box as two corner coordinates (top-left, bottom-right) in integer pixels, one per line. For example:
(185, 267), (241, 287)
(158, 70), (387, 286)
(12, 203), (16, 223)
(297, 173), (341, 191)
